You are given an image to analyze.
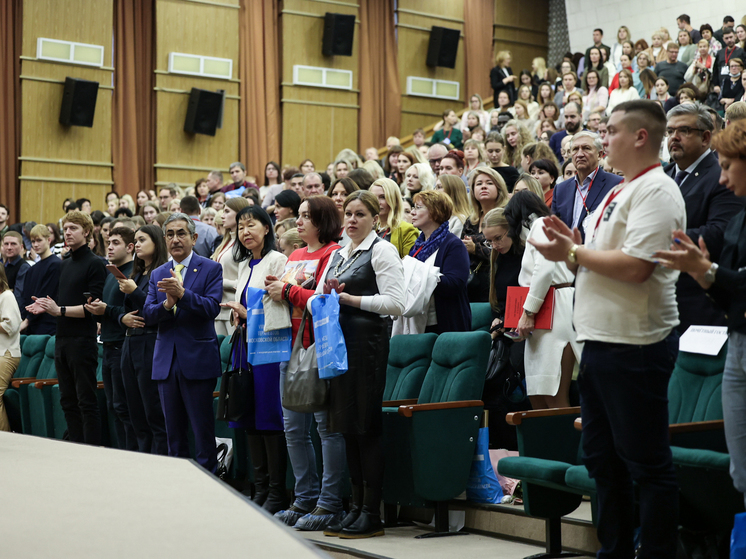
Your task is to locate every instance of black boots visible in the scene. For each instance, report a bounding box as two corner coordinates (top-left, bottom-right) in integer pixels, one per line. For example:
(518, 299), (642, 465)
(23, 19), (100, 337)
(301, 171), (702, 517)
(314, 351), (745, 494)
(261, 433), (289, 515)
(338, 485), (384, 539)
(246, 435), (269, 506)
(324, 485), (362, 537)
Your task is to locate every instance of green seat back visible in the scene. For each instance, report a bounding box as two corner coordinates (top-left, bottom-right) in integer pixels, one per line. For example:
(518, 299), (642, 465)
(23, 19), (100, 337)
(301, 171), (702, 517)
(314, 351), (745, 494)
(668, 345), (726, 424)
(36, 337), (57, 381)
(470, 303), (493, 332)
(14, 335), (50, 379)
(383, 333), (437, 401)
(417, 331), (491, 404)
(27, 337), (57, 436)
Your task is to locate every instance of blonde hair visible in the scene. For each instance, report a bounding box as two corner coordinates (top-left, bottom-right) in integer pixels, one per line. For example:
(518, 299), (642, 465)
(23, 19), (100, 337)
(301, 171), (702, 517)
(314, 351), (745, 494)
(483, 207), (510, 311)
(120, 194), (135, 210)
(438, 175), (472, 223)
(468, 167), (509, 224)
(371, 178), (404, 230)
(200, 207), (217, 221)
(514, 173), (545, 200)
(280, 228), (306, 250)
(501, 120), (533, 168)
(334, 148), (362, 170)
(61, 210), (94, 240)
(463, 138), (486, 163)
(495, 50), (511, 67)
(405, 145), (427, 164)
(532, 57), (547, 80)
(362, 159), (385, 180)
(409, 162), (436, 192)
(513, 99), (530, 120)
(274, 217), (298, 234)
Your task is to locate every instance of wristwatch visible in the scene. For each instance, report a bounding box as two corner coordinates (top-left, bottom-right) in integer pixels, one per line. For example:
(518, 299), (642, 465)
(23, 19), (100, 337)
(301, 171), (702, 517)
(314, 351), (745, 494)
(60, 306), (66, 317)
(704, 262), (718, 283)
(524, 310), (536, 318)
(567, 244), (580, 264)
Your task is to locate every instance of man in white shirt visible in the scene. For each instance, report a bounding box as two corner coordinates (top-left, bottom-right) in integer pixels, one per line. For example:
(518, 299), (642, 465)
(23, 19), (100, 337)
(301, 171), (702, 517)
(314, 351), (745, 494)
(530, 100), (686, 559)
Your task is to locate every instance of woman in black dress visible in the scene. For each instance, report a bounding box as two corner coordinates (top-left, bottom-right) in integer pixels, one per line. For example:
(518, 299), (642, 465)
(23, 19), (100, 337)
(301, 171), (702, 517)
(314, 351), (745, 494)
(316, 190), (405, 538)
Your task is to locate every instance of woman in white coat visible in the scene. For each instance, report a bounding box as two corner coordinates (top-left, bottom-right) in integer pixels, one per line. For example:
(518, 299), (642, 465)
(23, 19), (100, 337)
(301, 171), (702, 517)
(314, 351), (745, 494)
(504, 191), (582, 409)
(221, 205), (292, 514)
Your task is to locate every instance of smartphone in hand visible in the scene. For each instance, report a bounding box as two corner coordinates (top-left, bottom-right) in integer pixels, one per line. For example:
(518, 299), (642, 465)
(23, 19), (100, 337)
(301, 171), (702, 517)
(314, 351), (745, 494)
(106, 264), (127, 279)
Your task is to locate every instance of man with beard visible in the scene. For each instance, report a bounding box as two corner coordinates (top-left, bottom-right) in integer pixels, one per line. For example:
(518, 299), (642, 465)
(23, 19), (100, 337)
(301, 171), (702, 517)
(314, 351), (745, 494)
(713, 28), (745, 93)
(663, 103), (742, 331)
(550, 102), (583, 162)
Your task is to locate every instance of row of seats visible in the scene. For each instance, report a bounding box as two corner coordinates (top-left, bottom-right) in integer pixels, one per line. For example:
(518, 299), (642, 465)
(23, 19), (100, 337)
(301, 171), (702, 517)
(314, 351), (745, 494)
(497, 345), (743, 556)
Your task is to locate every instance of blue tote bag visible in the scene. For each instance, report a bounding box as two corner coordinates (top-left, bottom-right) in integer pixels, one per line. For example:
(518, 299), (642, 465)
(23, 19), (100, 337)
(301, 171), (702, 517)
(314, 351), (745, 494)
(245, 287), (292, 366)
(310, 291), (348, 379)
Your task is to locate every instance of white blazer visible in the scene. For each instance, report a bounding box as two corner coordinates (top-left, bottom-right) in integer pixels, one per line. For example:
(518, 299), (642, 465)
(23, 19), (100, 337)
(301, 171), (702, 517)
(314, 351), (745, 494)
(235, 250), (292, 332)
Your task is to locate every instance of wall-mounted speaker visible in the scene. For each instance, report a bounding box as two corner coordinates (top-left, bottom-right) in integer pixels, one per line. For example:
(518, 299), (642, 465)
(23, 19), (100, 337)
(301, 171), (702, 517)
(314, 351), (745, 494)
(322, 12), (355, 56)
(184, 88), (223, 136)
(59, 77), (99, 127)
(426, 26), (460, 69)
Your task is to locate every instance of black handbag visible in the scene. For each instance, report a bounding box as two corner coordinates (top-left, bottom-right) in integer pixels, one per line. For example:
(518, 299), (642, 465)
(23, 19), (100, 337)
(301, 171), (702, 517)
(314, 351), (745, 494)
(283, 310), (329, 413)
(485, 335), (511, 382)
(485, 334), (527, 403)
(216, 325), (255, 422)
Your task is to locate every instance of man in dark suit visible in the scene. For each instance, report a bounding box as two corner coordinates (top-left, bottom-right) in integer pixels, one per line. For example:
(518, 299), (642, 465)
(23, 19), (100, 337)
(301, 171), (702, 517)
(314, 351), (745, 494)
(664, 103), (744, 331)
(551, 131), (623, 241)
(143, 213), (223, 472)
(549, 102), (583, 163)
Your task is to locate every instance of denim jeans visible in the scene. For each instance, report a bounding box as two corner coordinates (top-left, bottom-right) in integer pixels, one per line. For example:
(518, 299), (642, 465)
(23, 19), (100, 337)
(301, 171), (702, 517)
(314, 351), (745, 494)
(723, 331), (746, 508)
(579, 332), (679, 559)
(280, 362), (346, 512)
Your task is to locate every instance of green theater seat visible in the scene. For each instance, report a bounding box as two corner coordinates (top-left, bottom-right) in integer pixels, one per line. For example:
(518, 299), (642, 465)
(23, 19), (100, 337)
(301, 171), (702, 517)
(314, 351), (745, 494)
(4, 334), (50, 433)
(382, 331), (489, 536)
(25, 337), (58, 437)
(470, 303), (492, 332)
(383, 333), (437, 404)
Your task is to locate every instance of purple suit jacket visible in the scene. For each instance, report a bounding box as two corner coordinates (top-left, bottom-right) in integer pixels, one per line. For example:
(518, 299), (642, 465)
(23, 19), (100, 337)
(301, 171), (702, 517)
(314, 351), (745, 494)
(143, 253), (223, 380)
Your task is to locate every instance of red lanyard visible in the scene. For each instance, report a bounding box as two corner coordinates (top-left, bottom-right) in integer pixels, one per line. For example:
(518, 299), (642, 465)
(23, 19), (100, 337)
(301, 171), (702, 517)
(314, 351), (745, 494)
(443, 128), (453, 140)
(411, 246), (424, 258)
(724, 47), (736, 66)
(592, 163), (660, 236)
(574, 169), (598, 214)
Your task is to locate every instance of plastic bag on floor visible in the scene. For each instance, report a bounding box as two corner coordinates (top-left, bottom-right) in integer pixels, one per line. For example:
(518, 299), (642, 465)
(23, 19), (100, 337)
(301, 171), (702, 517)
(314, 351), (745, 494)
(466, 427), (504, 504)
(732, 512), (746, 558)
(216, 437), (233, 480)
(489, 448), (520, 495)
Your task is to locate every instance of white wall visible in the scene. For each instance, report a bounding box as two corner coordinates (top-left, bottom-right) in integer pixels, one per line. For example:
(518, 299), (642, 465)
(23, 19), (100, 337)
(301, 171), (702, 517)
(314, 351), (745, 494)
(565, 0), (744, 54)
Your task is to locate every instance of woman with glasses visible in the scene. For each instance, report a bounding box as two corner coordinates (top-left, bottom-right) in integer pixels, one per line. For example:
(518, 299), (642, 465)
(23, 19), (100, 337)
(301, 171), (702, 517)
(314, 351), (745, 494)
(407, 190), (471, 333)
(504, 191), (582, 410)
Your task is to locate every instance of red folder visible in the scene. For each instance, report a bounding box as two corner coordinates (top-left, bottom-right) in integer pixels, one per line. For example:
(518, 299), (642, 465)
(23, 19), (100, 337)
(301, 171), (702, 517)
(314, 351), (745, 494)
(504, 286), (555, 329)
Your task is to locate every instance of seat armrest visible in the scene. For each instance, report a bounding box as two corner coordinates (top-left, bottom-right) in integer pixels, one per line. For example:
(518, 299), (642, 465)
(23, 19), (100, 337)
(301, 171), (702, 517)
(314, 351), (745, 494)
(11, 378), (38, 388)
(506, 406), (581, 426)
(382, 398), (418, 407)
(33, 379), (59, 388)
(668, 419), (724, 435)
(96, 381), (104, 389)
(213, 391), (220, 398)
(398, 400), (483, 418)
(574, 417), (582, 431)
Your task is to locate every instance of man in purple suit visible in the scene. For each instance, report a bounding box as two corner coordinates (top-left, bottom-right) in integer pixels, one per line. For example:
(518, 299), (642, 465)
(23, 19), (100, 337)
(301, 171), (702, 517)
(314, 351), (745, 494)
(551, 131), (623, 240)
(143, 213), (223, 472)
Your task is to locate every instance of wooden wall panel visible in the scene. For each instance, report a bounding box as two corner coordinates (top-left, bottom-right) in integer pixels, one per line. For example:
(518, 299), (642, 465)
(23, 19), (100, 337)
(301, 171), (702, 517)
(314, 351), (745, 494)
(280, 0), (360, 169)
(396, 0), (465, 138)
(154, 0), (240, 188)
(493, 0), (549, 78)
(19, 0), (114, 224)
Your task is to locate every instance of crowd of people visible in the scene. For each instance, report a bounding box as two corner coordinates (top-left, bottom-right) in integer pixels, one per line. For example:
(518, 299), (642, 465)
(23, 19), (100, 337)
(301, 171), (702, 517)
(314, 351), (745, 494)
(0, 11), (745, 555)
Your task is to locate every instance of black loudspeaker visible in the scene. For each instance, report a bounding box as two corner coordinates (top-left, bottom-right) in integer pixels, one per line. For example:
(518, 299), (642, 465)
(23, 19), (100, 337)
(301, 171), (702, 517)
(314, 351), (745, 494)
(184, 88), (223, 136)
(59, 78), (99, 127)
(322, 12), (355, 56)
(426, 26), (461, 69)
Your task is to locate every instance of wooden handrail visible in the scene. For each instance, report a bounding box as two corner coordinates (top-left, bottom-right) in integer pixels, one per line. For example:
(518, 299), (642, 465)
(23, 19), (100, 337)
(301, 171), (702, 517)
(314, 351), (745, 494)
(382, 398), (418, 407)
(377, 95), (495, 157)
(33, 379), (58, 388)
(505, 406), (581, 426)
(398, 400), (483, 418)
(11, 378), (39, 388)
(668, 419), (724, 435)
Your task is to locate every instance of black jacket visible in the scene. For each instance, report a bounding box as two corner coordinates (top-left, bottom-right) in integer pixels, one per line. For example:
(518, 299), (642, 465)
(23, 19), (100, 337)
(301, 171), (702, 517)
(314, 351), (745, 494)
(490, 66), (516, 103)
(708, 209), (746, 334)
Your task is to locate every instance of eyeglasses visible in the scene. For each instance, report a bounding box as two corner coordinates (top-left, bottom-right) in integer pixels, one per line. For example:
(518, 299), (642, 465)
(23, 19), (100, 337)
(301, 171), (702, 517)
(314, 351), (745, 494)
(412, 205), (426, 212)
(428, 157), (443, 165)
(483, 232), (507, 248)
(665, 126), (705, 137)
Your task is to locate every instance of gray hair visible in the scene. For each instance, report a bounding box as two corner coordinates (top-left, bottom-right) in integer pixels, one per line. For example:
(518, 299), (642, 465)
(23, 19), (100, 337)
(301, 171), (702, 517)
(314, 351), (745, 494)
(303, 172), (323, 185)
(208, 170), (223, 182)
(229, 162), (246, 172)
(570, 131), (604, 153)
(666, 102), (714, 133)
(162, 212), (196, 236)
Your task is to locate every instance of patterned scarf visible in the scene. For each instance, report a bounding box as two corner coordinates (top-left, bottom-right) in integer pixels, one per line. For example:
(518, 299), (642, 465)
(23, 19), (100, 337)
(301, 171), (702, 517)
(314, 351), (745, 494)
(409, 221), (450, 262)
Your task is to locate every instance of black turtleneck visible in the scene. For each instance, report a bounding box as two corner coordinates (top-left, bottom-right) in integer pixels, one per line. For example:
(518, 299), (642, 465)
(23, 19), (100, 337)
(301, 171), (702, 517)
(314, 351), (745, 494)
(56, 245), (107, 338)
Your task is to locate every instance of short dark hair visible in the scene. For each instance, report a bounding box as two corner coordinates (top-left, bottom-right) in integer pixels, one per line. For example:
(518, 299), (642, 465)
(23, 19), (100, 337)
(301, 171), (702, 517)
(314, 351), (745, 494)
(723, 26), (735, 36)
(677, 14), (690, 24)
(108, 226), (135, 248)
(101, 216), (114, 227)
(611, 99), (667, 152)
(66, 202), (79, 212)
(724, 16), (735, 24)
(291, 173), (305, 181)
(179, 195), (201, 216)
(90, 210), (105, 225)
(346, 168), (373, 191)
(305, 196), (342, 245)
(319, 172), (332, 191)
(0, 203), (9, 216)
(528, 158), (559, 184)
(234, 206), (276, 261)
(274, 190), (301, 217)
(114, 207), (133, 218)
(700, 23), (713, 35)
(160, 185), (178, 197)
(76, 198), (91, 208)
(593, 28), (603, 35)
